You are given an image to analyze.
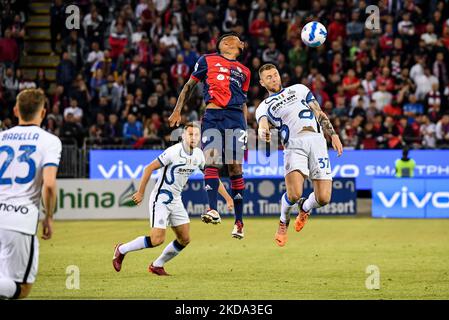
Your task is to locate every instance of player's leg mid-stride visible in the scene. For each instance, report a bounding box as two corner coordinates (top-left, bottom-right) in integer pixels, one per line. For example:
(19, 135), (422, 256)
(113, 124), (218, 275)
(113, 224), (190, 276)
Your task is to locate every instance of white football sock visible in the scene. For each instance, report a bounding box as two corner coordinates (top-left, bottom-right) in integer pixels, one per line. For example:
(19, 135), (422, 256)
(0, 278), (18, 299)
(280, 192), (295, 224)
(153, 240), (185, 267)
(119, 236), (150, 254)
(302, 192), (321, 212)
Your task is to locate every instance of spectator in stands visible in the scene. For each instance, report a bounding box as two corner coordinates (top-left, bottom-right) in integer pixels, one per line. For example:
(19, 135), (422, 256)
(181, 41), (200, 72)
(89, 112), (109, 141)
(106, 113), (122, 143)
(56, 51), (76, 93)
(35, 68), (49, 93)
(83, 6), (104, 48)
(433, 52), (448, 88)
(61, 112), (84, 146)
(357, 122), (378, 150)
(123, 113), (143, 144)
(436, 114), (449, 147)
(403, 94), (424, 118)
(262, 38), (280, 64)
(328, 11), (346, 44)
(86, 42), (104, 73)
(372, 84), (393, 111)
(420, 115), (437, 148)
(63, 30), (85, 70)
(50, 0), (65, 55)
(109, 23), (128, 62)
(415, 67), (439, 100)
(170, 54), (189, 85)
(64, 98), (83, 124)
(90, 68), (106, 103)
(0, 28), (19, 68)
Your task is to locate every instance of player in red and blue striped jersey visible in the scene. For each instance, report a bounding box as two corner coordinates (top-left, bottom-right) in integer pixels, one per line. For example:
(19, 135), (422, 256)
(169, 33), (250, 239)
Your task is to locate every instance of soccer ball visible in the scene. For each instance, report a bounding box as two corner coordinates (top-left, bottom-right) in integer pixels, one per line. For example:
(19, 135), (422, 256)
(301, 21), (327, 47)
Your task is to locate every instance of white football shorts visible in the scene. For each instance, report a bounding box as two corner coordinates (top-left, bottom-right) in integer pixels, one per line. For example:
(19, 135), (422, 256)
(284, 132), (333, 180)
(0, 228), (39, 284)
(148, 192), (190, 229)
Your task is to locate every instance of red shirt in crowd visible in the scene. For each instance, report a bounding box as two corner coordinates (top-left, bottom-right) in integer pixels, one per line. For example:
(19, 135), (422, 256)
(0, 37), (18, 63)
(327, 21), (346, 43)
(376, 75), (395, 92)
(249, 19), (270, 39)
(109, 33), (128, 59)
(342, 75), (360, 98)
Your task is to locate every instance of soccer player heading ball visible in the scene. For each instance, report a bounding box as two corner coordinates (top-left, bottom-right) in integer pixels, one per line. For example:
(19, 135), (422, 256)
(256, 64), (343, 247)
(169, 32), (251, 239)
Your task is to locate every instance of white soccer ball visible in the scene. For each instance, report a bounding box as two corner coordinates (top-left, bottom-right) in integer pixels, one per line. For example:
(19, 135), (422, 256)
(301, 21), (327, 47)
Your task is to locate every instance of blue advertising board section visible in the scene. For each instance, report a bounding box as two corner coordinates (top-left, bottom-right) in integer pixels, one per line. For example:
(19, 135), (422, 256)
(181, 178), (356, 217)
(372, 178), (449, 218)
(89, 149), (449, 190)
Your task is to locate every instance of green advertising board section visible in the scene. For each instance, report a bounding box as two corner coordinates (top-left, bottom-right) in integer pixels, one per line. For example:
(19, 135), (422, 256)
(46, 179), (155, 220)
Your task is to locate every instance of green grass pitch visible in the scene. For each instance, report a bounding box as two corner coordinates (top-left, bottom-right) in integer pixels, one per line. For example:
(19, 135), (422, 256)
(30, 217), (449, 300)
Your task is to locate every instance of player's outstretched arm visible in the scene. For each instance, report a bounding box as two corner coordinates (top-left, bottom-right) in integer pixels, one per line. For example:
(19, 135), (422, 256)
(308, 100), (343, 156)
(132, 159), (162, 205)
(168, 78), (198, 127)
(218, 179), (234, 212)
(257, 116), (272, 142)
(42, 166), (58, 240)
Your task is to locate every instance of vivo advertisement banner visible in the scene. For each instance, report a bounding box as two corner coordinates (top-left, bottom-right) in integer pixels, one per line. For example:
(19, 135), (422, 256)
(89, 150), (449, 190)
(182, 178), (356, 216)
(372, 178), (449, 218)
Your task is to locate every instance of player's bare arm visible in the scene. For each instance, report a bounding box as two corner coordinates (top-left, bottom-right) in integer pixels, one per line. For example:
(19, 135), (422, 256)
(42, 166), (58, 240)
(169, 78), (198, 127)
(308, 100), (343, 156)
(218, 179), (234, 212)
(257, 116), (272, 143)
(132, 159), (162, 205)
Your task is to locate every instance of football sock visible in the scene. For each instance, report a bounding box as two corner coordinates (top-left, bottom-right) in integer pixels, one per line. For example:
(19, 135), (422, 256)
(302, 192), (321, 212)
(230, 174), (244, 224)
(119, 236), (153, 254)
(204, 167), (220, 211)
(280, 192), (295, 224)
(0, 278), (20, 299)
(153, 240), (185, 267)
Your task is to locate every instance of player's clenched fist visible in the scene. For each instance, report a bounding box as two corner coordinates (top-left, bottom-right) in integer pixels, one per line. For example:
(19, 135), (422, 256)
(132, 192), (144, 205)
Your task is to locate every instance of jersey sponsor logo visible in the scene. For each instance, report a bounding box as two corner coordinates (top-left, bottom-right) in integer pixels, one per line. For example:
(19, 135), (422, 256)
(219, 67), (229, 73)
(0, 202), (30, 214)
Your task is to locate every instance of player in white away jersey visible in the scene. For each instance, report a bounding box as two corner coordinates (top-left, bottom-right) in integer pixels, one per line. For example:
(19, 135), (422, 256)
(0, 89), (61, 299)
(256, 64), (343, 246)
(113, 123), (233, 275)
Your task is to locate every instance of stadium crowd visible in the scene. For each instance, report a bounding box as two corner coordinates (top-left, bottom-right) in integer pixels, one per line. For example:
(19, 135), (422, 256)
(1, 0), (449, 149)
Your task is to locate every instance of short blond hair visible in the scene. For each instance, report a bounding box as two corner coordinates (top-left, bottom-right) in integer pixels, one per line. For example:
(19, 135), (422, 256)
(258, 63), (277, 78)
(16, 89), (46, 121)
